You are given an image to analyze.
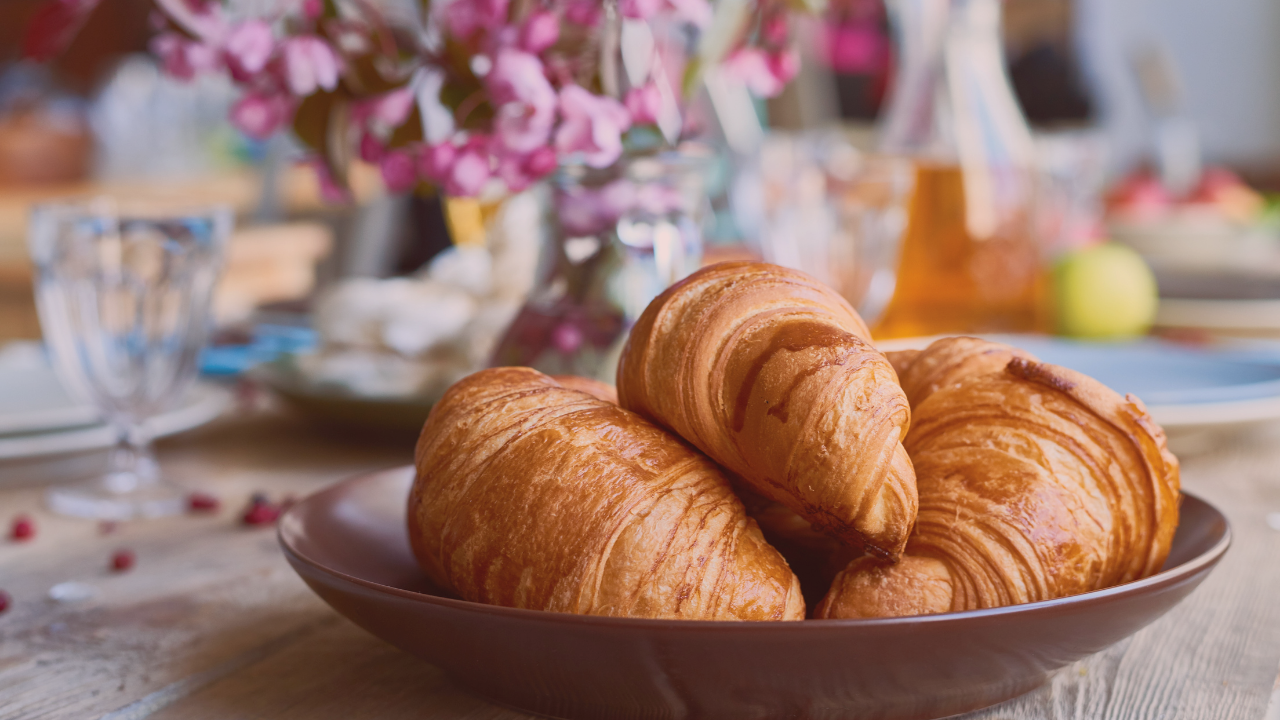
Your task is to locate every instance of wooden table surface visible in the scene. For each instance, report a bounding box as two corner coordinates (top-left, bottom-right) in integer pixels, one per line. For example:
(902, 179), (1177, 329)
(2, 406), (1280, 720)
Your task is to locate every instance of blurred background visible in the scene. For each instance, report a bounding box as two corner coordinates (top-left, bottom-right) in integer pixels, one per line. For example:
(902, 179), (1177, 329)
(3, 0), (1280, 448)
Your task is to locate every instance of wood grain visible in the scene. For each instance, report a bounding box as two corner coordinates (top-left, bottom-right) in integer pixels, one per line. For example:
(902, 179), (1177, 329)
(1, 410), (1279, 720)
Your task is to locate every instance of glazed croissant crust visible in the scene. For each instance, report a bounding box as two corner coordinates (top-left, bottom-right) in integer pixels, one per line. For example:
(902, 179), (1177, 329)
(409, 367), (805, 621)
(818, 337), (1181, 618)
(618, 262), (917, 559)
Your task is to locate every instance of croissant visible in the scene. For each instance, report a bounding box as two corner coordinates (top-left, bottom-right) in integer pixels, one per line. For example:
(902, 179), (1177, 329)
(618, 262), (917, 559)
(735, 483), (863, 610)
(409, 367), (805, 621)
(817, 338), (1181, 618)
(885, 335), (1032, 408)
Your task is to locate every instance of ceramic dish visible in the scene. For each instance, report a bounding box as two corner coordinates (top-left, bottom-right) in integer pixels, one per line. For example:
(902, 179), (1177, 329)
(877, 334), (1280, 429)
(279, 466), (1230, 720)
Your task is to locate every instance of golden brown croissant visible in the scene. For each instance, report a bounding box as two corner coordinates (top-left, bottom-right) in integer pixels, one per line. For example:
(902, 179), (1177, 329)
(886, 336), (1033, 408)
(409, 367), (805, 621)
(735, 483), (862, 610)
(817, 339), (1181, 618)
(618, 262), (917, 559)
(550, 374), (618, 404)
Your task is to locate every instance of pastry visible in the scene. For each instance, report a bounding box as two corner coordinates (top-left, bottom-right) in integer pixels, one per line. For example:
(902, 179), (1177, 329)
(409, 367), (805, 621)
(551, 374), (618, 404)
(617, 262), (917, 559)
(817, 339), (1181, 618)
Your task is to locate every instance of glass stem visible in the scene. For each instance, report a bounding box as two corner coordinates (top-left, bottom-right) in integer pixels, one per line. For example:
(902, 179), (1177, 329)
(104, 420), (158, 494)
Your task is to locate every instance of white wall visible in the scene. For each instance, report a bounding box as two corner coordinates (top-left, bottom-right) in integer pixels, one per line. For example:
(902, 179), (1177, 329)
(1075, 0), (1280, 175)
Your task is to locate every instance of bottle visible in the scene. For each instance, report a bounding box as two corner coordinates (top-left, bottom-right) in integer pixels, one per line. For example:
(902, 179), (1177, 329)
(872, 0), (1049, 339)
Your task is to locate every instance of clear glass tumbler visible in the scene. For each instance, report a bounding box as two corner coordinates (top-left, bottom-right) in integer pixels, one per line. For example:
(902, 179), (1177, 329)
(28, 198), (230, 519)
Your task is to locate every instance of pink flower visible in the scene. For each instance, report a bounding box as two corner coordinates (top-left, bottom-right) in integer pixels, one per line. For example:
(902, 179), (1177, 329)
(447, 149), (491, 196)
(496, 156), (532, 192)
(564, 1), (601, 26)
(822, 23), (889, 74)
(488, 50), (556, 154)
(523, 146), (558, 178)
(370, 87), (415, 127)
(282, 36), (340, 96)
(555, 85), (632, 169)
(359, 133), (385, 163)
(724, 47), (788, 97)
(301, 0), (322, 20)
(445, 0), (509, 41)
(419, 142), (458, 182)
(310, 160), (352, 204)
(769, 48), (801, 88)
(520, 11), (560, 54)
(380, 149), (418, 193)
(620, 0), (662, 19)
(625, 83), (662, 125)
(223, 19), (273, 78)
(229, 91), (292, 139)
(551, 323), (584, 354)
(151, 32), (220, 80)
(762, 15), (789, 45)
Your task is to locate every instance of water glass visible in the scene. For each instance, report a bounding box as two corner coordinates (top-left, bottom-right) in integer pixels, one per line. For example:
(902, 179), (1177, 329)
(28, 199), (230, 519)
(741, 132), (915, 327)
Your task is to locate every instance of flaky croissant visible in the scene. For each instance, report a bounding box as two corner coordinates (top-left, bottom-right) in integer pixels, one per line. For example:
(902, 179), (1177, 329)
(817, 338), (1181, 618)
(409, 367), (805, 621)
(618, 262), (917, 559)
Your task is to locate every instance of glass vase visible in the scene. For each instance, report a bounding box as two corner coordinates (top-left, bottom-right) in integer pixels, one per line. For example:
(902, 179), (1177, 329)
(491, 151), (709, 383)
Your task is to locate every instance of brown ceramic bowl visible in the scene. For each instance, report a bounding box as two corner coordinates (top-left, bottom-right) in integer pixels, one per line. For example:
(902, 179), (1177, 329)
(279, 467), (1230, 720)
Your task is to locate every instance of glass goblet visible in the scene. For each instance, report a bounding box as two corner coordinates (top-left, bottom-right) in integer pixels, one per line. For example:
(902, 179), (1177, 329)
(28, 198), (231, 519)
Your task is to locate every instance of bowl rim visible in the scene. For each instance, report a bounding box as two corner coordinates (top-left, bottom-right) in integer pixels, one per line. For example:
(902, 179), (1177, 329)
(279, 465), (1232, 631)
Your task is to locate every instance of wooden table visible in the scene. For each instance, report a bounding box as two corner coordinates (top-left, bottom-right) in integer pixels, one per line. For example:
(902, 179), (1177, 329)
(2, 406), (1280, 720)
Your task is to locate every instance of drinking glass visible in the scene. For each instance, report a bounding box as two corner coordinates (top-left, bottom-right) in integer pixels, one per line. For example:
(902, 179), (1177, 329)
(28, 199), (231, 519)
(744, 131), (915, 327)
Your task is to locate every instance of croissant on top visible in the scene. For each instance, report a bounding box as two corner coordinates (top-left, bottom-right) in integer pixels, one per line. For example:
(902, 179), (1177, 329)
(618, 262), (917, 560)
(817, 337), (1182, 618)
(409, 367), (805, 621)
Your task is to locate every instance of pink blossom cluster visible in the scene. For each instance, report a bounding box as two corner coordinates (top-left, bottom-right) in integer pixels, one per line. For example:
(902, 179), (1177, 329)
(722, 3), (800, 97)
(150, 0), (805, 198)
(150, 0), (339, 142)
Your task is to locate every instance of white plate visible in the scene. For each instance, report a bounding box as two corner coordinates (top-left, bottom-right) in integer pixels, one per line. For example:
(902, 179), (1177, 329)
(1156, 298), (1280, 333)
(0, 368), (102, 436)
(0, 383), (231, 460)
(876, 334), (1280, 430)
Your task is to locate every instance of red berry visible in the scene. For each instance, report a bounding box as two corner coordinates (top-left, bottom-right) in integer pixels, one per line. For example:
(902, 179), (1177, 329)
(10, 515), (34, 541)
(110, 549), (135, 572)
(187, 492), (221, 513)
(241, 502), (280, 526)
(0, 590), (10, 613)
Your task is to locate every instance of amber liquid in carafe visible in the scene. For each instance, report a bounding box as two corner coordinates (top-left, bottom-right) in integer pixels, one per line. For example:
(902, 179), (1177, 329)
(871, 164), (1050, 339)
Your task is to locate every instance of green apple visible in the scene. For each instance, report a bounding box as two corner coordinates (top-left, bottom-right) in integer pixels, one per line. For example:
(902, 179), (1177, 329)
(1053, 243), (1158, 339)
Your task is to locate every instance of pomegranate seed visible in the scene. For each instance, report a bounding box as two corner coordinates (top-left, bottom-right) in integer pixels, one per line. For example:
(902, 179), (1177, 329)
(10, 515), (34, 541)
(110, 549), (135, 572)
(0, 590), (10, 613)
(187, 492), (221, 513)
(241, 502), (280, 526)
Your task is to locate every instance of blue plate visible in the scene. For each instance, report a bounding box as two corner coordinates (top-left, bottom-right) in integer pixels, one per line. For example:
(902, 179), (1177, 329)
(879, 335), (1280, 428)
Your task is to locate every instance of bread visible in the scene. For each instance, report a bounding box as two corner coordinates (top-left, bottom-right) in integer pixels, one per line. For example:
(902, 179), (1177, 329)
(409, 367), (805, 621)
(618, 262), (917, 559)
(817, 339), (1181, 618)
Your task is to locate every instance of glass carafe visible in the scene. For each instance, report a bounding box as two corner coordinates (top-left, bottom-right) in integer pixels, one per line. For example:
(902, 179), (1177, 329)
(872, 0), (1049, 339)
